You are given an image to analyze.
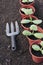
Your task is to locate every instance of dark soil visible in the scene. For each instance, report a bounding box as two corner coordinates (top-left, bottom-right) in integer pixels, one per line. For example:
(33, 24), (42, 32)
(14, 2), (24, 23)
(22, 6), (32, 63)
(28, 35), (38, 40)
(23, 23), (33, 27)
(0, 0), (43, 65)
(31, 44), (43, 57)
(21, 10), (25, 14)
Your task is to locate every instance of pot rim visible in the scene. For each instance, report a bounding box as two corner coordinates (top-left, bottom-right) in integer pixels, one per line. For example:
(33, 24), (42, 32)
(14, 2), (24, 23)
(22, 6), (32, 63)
(26, 36), (41, 43)
(21, 24), (43, 33)
(23, 15), (38, 19)
(27, 36), (41, 40)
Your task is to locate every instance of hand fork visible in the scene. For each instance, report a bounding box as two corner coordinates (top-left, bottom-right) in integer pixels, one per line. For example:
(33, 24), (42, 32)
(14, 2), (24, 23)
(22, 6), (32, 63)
(6, 21), (19, 51)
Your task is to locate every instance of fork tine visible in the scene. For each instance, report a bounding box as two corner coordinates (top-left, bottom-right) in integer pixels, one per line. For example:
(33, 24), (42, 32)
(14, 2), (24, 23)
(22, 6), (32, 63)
(6, 21), (19, 36)
(11, 22), (18, 35)
(6, 23), (9, 36)
(11, 22), (14, 32)
(15, 21), (19, 34)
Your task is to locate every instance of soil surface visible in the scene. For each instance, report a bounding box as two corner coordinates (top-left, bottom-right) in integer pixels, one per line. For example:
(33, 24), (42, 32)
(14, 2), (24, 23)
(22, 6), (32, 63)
(0, 0), (43, 65)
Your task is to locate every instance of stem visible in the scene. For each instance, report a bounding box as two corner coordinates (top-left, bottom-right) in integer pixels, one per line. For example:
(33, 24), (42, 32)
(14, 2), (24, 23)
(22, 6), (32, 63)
(32, 31), (34, 35)
(40, 48), (43, 54)
(27, 0), (29, 2)
(29, 16), (32, 22)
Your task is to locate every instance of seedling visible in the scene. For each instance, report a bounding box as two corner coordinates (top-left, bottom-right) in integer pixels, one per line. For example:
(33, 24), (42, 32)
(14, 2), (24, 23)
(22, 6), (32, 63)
(22, 0), (34, 3)
(21, 19), (42, 25)
(30, 25), (37, 31)
(21, 8), (33, 15)
(32, 41), (43, 54)
(22, 25), (43, 39)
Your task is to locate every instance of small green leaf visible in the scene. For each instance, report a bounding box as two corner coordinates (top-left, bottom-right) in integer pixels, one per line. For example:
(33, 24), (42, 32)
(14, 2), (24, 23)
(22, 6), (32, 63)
(30, 25), (37, 31)
(22, 30), (32, 36)
(22, 0), (28, 2)
(22, 0), (34, 3)
(21, 19), (30, 24)
(32, 20), (42, 24)
(41, 50), (43, 55)
(32, 44), (40, 51)
(29, 0), (34, 2)
(34, 33), (43, 39)
(40, 41), (43, 47)
(21, 8), (33, 15)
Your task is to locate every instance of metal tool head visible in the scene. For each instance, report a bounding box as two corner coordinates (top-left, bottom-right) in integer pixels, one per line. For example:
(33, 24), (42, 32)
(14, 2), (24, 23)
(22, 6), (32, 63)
(6, 21), (19, 36)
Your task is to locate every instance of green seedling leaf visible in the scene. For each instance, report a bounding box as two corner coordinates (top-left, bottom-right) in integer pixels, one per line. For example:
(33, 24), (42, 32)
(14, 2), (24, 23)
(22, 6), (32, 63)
(29, 0), (34, 2)
(32, 44), (40, 51)
(22, 0), (34, 3)
(22, 30), (32, 36)
(21, 19), (30, 24)
(40, 41), (43, 47)
(22, 0), (28, 2)
(34, 33), (43, 39)
(21, 8), (33, 15)
(30, 25), (37, 31)
(32, 20), (42, 24)
(41, 50), (43, 55)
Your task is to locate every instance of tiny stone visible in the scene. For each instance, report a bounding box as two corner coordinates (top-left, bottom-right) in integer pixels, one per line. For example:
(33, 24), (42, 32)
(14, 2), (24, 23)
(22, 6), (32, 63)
(8, 45), (11, 49)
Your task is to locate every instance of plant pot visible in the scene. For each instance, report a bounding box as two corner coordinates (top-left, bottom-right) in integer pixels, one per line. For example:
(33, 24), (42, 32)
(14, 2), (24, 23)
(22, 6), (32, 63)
(26, 26), (43, 46)
(21, 15), (43, 33)
(21, 15), (38, 30)
(19, 0), (34, 7)
(29, 40), (43, 63)
(19, 6), (35, 18)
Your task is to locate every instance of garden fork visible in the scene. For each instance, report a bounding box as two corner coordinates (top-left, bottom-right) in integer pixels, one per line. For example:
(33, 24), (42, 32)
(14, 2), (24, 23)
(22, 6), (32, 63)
(6, 21), (19, 51)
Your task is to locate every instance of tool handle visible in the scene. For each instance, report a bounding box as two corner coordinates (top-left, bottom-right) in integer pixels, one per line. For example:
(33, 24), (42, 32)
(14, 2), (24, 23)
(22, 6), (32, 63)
(11, 36), (16, 51)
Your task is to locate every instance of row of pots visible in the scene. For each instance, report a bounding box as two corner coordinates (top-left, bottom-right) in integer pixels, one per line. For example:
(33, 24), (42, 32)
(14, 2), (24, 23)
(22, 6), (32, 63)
(19, 0), (43, 63)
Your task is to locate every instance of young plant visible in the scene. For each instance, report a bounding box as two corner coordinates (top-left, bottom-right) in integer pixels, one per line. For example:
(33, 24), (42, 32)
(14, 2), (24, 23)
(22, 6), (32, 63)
(21, 19), (42, 25)
(21, 8), (33, 15)
(22, 25), (43, 39)
(30, 25), (37, 31)
(32, 41), (43, 55)
(22, 0), (34, 3)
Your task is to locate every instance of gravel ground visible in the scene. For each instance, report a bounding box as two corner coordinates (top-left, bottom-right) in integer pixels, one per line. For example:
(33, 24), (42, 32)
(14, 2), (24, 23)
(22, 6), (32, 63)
(0, 0), (43, 65)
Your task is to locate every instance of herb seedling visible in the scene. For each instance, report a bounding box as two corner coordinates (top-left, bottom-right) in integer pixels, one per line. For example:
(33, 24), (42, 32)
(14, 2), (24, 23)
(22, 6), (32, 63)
(32, 41), (43, 55)
(22, 25), (43, 39)
(21, 19), (42, 25)
(21, 8), (33, 15)
(22, 0), (34, 3)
